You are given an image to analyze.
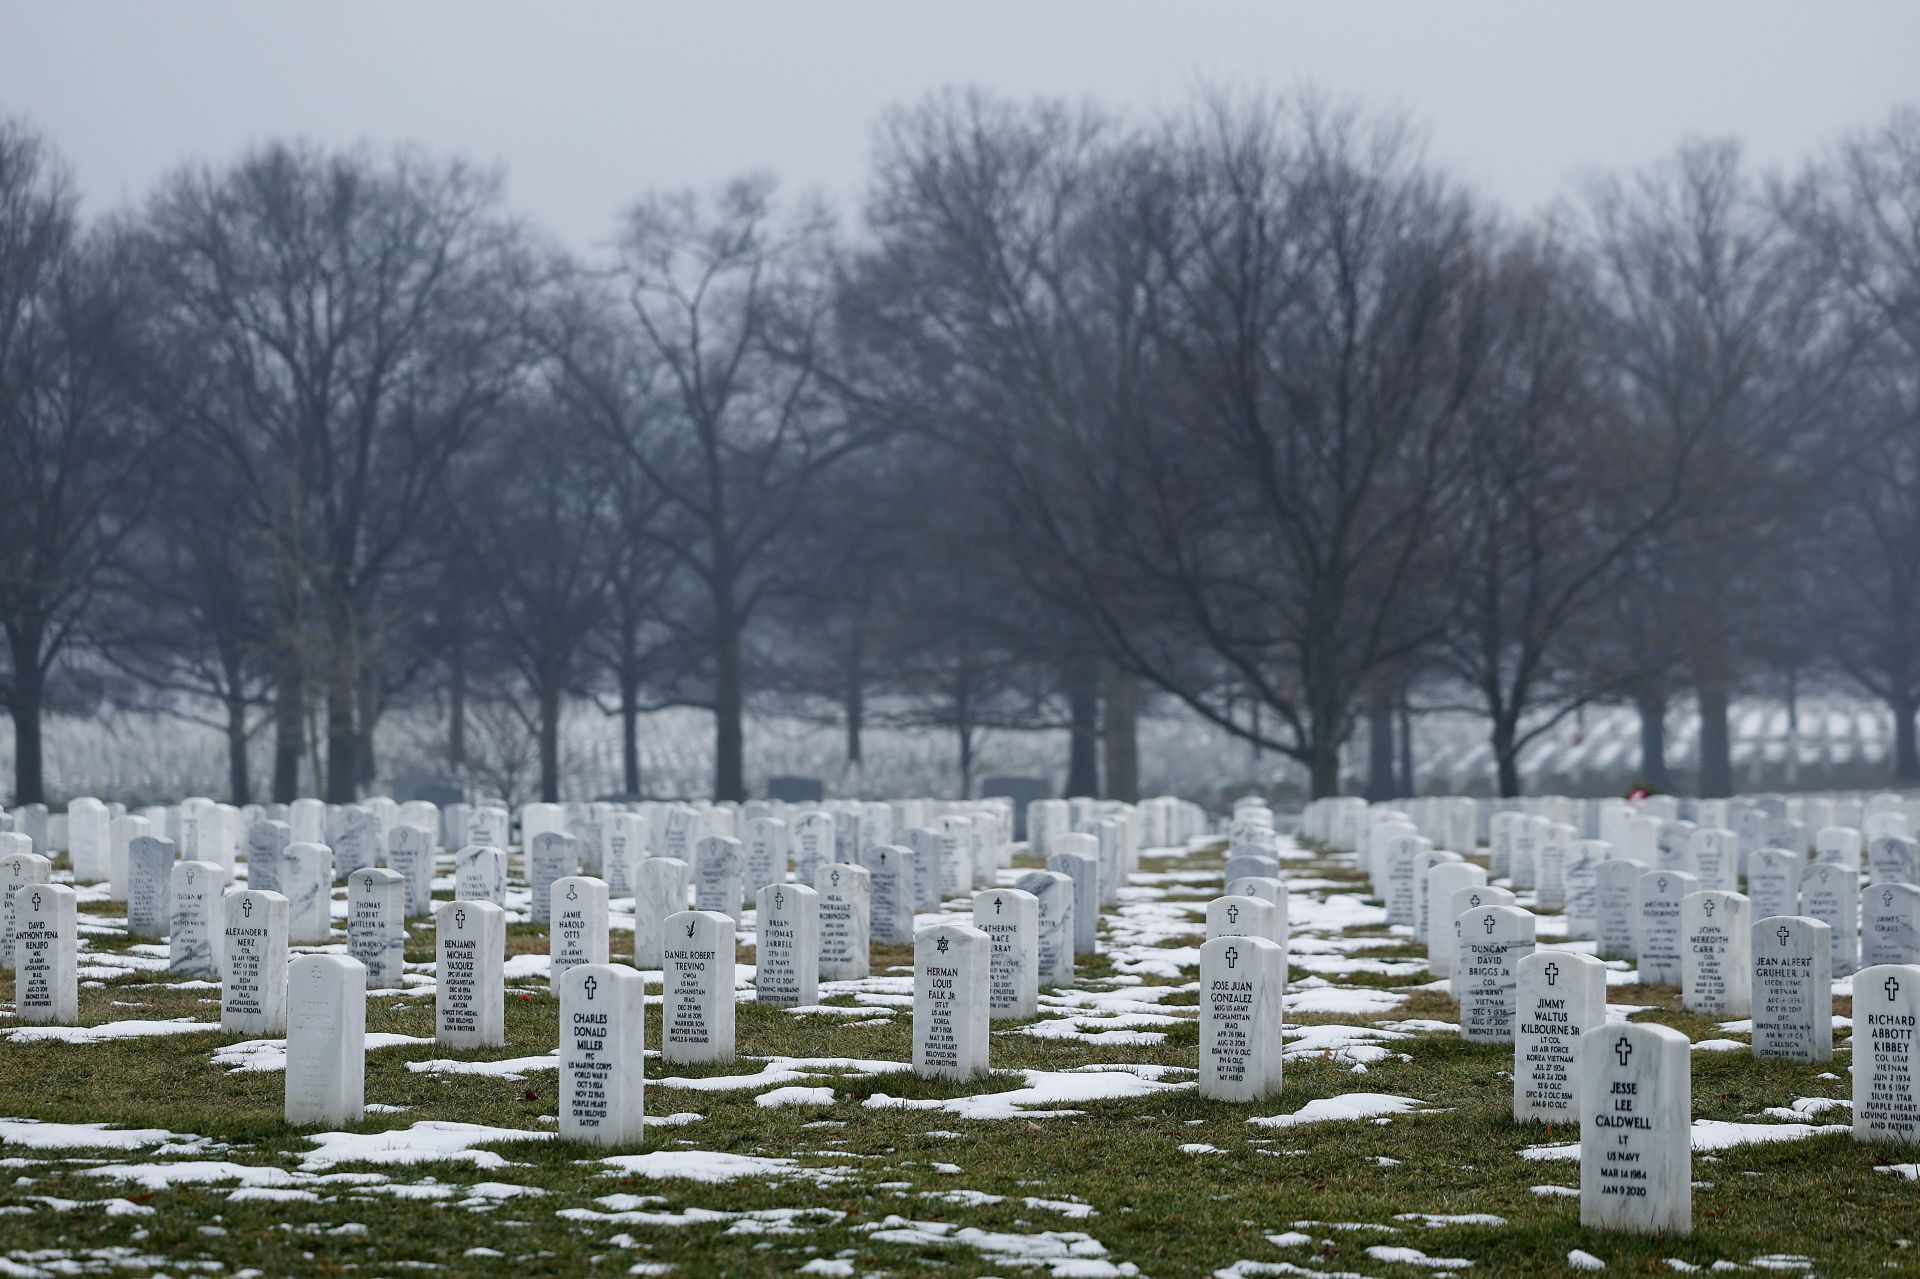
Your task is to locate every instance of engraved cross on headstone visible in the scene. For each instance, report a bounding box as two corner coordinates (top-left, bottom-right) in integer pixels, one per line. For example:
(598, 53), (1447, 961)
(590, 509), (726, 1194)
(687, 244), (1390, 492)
(1225, 945), (1239, 970)
(1889, 975), (1903, 1002)
(1543, 961), (1559, 986)
(1615, 1035), (1633, 1068)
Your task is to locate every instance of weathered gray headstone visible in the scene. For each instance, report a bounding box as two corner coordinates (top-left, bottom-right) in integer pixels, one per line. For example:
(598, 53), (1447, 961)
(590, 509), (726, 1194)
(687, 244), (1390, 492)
(1747, 847), (1802, 922)
(1016, 868), (1075, 989)
(125, 837), (175, 940)
(347, 867), (406, 989)
(744, 816), (789, 896)
(693, 835), (746, 925)
(1634, 869), (1698, 987)
(1049, 850), (1101, 957)
(529, 831), (580, 926)
(1870, 835), (1919, 888)
(386, 825), (435, 918)
(864, 844), (916, 945)
(633, 856), (690, 969)
(283, 842), (334, 944)
(1799, 860), (1860, 977)
(1594, 858), (1647, 963)
(1680, 890), (1751, 1017)
(170, 860), (228, 977)
(453, 844), (508, 908)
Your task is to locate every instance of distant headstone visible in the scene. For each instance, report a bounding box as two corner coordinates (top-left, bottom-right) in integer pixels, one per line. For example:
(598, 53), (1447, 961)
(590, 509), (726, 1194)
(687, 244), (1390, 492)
(692, 835), (747, 925)
(386, 826), (435, 918)
(170, 860), (228, 977)
(1226, 876), (1289, 947)
(1593, 859), (1646, 962)
(790, 810), (835, 889)
(246, 820), (290, 897)
(1680, 890), (1751, 1017)
(66, 799), (110, 884)
(347, 868), (406, 990)
(529, 831), (580, 925)
(13, 882), (78, 1024)
(332, 806), (378, 880)
(125, 837), (175, 940)
(603, 812), (642, 899)
(1750, 915), (1832, 1063)
(1865, 883), (1920, 968)
(1851, 963), (1920, 1147)
(744, 817), (789, 896)
(903, 826), (946, 912)
(1562, 841), (1605, 939)
(435, 899), (506, 1048)
(755, 882), (820, 1009)
(1579, 1022), (1691, 1235)
(1634, 869), (1698, 987)
(1048, 850), (1101, 957)
(1747, 848), (1802, 922)
(981, 777), (1050, 840)
(1425, 862), (1488, 978)
(1199, 934), (1286, 1102)
(285, 954), (366, 1126)
(1799, 861), (1860, 977)
(1016, 869), (1075, 989)
(663, 910), (735, 1064)
(1448, 884), (1518, 999)
(1458, 904), (1535, 1044)
(912, 923), (991, 1080)
(453, 844), (508, 908)
(1223, 851), (1281, 887)
(1870, 835), (1919, 887)
(1514, 949), (1606, 1124)
(559, 963), (646, 1147)
(283, 842), (334, 944)
(0, 850), (54, 965)
(767, 775), (825, 804)
(864, 844), (916, 945)
(1205, 894), (1275, 943)
(222, 889), (289, 1035)
(815, 862), (870, 982)
(633, 857), (691, 969)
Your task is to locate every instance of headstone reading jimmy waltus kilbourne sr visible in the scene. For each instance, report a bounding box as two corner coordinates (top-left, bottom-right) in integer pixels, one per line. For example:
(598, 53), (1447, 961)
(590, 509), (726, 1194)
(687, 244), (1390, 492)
(1514, 949), (1606, 1124)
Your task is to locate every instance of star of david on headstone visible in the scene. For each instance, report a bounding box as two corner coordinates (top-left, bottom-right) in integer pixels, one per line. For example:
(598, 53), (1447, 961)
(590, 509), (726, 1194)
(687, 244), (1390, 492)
(936, 936), (950, 954)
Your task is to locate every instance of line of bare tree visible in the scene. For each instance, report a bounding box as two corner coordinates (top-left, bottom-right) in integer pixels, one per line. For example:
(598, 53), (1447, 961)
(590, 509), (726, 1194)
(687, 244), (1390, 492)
(4, 88), (1919, 807)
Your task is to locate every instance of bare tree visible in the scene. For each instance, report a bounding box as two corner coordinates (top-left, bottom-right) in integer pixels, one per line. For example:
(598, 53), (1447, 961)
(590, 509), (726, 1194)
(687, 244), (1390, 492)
(0, 120), (162, 804)
(138, 141), (536, 801)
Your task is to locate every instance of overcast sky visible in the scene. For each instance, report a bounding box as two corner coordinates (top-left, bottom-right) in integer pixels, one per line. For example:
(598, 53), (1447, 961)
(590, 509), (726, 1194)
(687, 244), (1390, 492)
(6, 3), (1917, 253)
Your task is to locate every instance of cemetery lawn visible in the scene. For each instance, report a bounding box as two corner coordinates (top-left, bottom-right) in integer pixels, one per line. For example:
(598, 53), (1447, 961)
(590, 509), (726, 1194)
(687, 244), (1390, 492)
(1, 844), (1910, 1279)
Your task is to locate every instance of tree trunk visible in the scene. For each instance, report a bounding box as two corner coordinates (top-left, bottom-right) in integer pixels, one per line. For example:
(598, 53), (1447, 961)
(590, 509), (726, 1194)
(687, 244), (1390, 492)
(323, 598), (359, 803)
(845, 667), (864, 769)
(1696, 675), (1732, 798)
(957, 721), (974, 800)
(712, 619), (745, 803)
(1492, 715), (1521, 799)
(539, 677), (561, 803)
(1308, 730), (1341, 799)
(1065, 662), (1099, 797)
(1891, 690), (1919, 783)
(1397, 693), (1415, 797)
(1636, 680), (1671, 793)
(272, 663), (303, 803)
(448, 644), (467, 769)
(226, 696), (251, 806)
(620, 665), (642, 796)
(7, 642), (45, 805)
(1101, 665), (1139, 802)
(1365, 691), (1396, 802)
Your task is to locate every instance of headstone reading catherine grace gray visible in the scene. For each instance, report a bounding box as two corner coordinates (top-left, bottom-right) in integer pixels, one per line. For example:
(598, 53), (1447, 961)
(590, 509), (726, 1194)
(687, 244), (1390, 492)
(815, 862), (870, 982)
(347, 868), (406, 989)
(559, 963), (645, 1147)
(1750, 915), (1832, 1063)
(435, 900), (506, 1048)
(913, 923), (991, 1080)
(1199, 934), (1285, 1102)
(1514, 949), (1606, 1124)
(1681, 890), (1752, 1017)
(550, 875), (611, 987)
(1579, 1021), (1691, 1236)
(633, 857), (690, 969)
(663, 910), (735, 1064)
(1852, 963), (1920, 1148)
(1458, 905), (1535, 1044)
(222, 889), (289, 1035)
(754, 882), (819, 1009)
(285, 954), (366, 1126)
(13, 882), (78, 1024)
(972, 887), (1039, 1020)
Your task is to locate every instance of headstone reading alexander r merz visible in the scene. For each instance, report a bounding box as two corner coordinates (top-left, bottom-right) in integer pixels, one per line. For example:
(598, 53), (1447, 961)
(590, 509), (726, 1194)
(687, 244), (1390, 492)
(222, 889), (290, 1035)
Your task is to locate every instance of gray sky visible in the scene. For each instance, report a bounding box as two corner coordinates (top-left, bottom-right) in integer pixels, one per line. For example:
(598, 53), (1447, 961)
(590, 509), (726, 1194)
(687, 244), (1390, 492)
(6, 2), (1917, 253)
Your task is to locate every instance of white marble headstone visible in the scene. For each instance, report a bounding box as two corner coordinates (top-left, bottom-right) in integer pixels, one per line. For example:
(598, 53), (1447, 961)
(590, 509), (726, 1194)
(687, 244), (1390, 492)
(1579, 1021), (1691, 1235)
(663, 909), (736, 1064)
(169, 860), (228, 977)
(1750, 915), (1832, 1063)
(815, 862), (870, 982)
(285, 954), (366, 1126)
(1634, 869), (1698, 987)
(1458, 904), (1535, 1044)
(1199, 934), (1285, 1102)
(1852, 963), (1920, 1148)
(222, 889), (290, 1035)
(1680, 890), (1751, 1017)
(559, 962), (645, 1147)
(633, 856), (691, 969)
(12, 882), (78, 1024)
(864, 844), (916, 945)
(912, 923), (991, 1079)
(754, 882), (819, 1009)
(435, 899), (506, 1048)
(1016, 869), (1075, 989)
(972, 887), (1039, 1020)
(1799, 861), (1860, 977)
(1514, 949), (1606, 1124)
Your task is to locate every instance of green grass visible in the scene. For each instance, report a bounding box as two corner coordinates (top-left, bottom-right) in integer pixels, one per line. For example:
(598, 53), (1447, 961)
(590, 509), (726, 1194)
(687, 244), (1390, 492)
(0, 844), (1911, 1279)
